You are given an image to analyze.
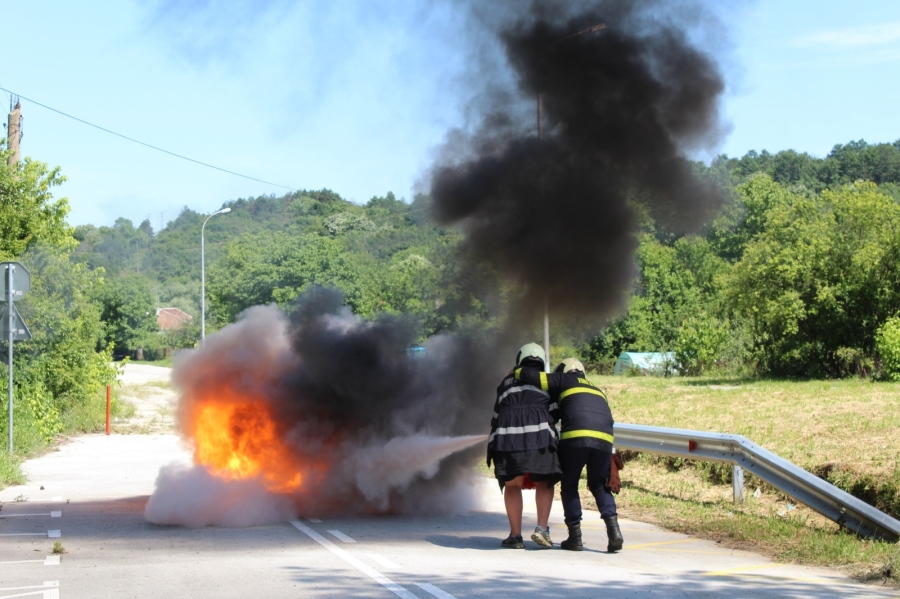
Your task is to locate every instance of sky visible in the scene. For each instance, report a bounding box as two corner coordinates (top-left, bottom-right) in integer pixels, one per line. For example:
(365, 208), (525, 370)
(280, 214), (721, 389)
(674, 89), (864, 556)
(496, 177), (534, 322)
(4, 0), (900, 229)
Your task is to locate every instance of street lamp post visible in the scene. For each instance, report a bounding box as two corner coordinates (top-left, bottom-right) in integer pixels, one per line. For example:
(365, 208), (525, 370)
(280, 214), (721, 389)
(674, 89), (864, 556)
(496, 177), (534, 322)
(201, 207), (231, 340)
(538, 23), (605, 371)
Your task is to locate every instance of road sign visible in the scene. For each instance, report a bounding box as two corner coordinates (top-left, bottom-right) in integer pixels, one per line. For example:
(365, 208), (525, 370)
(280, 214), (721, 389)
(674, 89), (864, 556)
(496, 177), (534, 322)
(0, 262), (30, 300)
(0, 302), (31, 340)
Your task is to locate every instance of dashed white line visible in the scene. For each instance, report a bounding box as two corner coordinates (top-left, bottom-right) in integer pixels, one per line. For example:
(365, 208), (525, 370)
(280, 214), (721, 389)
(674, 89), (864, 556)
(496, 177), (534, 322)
(0, 512), (62, 519)
(290, 520), (418, 599)
(47, 531), (61, 538)
(0, 556), (58, 566)
(365, 554), (401, 570)
(0, 580), (59, 599)
(327, 530), (356, 543)
(416, 583), (458, 599)
(0, 533), (47, 538)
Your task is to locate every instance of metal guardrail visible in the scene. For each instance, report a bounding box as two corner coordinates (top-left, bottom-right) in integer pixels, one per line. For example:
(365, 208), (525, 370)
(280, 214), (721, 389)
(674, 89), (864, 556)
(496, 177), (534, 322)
(613, 422), (900, 542)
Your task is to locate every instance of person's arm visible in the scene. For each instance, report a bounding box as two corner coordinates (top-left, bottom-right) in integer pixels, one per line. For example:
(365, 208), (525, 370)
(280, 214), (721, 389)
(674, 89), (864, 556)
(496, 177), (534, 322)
(513, 365), (549, 389)
(514, 366), (561, 423)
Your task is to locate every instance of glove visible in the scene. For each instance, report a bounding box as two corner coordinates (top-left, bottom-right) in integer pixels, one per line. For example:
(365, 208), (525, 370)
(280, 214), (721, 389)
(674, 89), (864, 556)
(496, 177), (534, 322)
(608, 452), (624, 494)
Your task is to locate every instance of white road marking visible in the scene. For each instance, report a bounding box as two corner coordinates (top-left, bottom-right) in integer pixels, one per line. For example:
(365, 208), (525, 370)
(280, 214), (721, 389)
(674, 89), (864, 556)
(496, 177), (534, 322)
(47, 531), (61, 538)
(290, 520), (417, 599)
(307, 518), (322, 523)
(50, 497), (63, 502)
(365, 554), (401, 570)
(416, 583), (458, 599)
(0, 580), (59, 599)
(327, 530), (356, 543)
(0, 533), (47, 537)
(43, 579), (60, 599)
(50, 512), (61, 518)
(0, 557), (58, 566)
(0, 512), (61, 519)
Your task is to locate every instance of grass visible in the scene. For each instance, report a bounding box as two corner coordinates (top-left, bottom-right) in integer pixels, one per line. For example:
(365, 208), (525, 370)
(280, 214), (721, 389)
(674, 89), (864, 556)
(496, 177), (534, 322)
(0, 451), (25, 488)
(586, 374), (900, 587)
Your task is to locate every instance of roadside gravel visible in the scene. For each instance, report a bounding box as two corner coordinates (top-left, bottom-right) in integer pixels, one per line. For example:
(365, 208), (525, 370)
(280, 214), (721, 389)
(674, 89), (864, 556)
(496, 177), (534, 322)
(114, 362), (177, 434)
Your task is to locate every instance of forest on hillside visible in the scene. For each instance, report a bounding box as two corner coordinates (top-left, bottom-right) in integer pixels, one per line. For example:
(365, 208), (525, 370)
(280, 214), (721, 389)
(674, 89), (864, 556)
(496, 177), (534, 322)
(4, 138), (900, 452)
(69, 138), (900, 378)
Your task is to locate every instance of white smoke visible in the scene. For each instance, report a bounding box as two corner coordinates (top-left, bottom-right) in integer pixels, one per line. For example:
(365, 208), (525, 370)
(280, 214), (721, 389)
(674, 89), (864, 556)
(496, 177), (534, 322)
(144, 463), (295, 528)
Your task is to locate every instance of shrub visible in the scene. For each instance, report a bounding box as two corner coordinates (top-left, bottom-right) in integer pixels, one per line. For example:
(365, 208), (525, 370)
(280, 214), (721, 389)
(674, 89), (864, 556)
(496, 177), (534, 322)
(875, 316), (900, 381)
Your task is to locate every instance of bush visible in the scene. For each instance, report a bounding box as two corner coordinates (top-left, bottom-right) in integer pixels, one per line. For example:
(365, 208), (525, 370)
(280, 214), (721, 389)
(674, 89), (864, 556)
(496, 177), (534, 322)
(673, 314), (727, 376)
(875, 316), (900, 381)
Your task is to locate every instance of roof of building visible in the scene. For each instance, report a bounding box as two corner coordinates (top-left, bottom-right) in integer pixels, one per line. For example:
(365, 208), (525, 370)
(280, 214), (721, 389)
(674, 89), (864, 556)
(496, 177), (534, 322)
(156, 307), (193, 330)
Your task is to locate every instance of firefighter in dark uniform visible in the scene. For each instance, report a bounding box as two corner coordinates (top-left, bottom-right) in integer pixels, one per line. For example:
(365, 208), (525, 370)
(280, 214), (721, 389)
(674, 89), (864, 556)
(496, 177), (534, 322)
(488, 343), (562, 549)
(515, 357), (623, 552)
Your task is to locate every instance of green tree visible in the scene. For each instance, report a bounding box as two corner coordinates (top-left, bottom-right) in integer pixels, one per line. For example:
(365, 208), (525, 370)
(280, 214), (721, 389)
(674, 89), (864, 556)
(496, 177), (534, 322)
(0, 151), (76, 258)
(208, 231), (375, 322)
(94, 273), (159, 358)
(584, 234), (728, 371)
(6, 246), (116, 445)
(728, 179), (900, 376)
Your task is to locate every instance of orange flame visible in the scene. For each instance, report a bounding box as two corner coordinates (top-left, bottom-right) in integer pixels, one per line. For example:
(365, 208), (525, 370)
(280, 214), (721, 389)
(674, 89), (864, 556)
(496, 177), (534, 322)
(192, 399), (304, 493)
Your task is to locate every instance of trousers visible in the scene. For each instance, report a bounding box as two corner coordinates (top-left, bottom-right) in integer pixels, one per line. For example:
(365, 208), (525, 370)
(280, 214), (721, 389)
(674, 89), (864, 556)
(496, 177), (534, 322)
(558, 443), (617, 525)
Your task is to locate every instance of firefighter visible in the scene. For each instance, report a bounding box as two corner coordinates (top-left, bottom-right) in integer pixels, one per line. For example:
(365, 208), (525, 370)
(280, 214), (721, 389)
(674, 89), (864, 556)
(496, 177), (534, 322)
(488, 343), (562, 549)
(514, 357), (623, 552)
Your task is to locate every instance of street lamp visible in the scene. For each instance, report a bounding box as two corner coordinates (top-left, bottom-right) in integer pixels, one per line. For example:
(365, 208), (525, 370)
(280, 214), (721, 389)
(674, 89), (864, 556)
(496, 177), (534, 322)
(538, 23), (605, 371)
(201, 207), (231, 340)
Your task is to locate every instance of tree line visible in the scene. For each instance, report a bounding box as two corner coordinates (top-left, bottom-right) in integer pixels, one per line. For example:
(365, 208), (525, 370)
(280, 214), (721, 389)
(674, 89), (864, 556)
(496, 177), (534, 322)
(3, 137), (900, 459)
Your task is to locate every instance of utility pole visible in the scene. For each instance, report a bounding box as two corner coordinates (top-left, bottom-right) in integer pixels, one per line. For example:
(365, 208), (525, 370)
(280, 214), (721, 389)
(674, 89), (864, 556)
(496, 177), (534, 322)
(537, 23), (606, 372)
(7, 97), (22, 167)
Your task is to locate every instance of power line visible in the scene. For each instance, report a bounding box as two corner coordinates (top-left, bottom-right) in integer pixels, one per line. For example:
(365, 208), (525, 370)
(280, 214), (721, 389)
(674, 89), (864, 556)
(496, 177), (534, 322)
(0, 85), (297, 191)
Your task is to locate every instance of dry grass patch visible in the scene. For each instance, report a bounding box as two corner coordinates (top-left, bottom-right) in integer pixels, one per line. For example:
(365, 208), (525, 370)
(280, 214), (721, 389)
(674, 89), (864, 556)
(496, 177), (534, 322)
(584, 375), (900, 588)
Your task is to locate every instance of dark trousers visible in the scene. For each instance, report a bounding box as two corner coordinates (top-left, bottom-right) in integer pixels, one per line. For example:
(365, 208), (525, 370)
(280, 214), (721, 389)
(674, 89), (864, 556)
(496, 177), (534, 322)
(558, 444), (617, 525)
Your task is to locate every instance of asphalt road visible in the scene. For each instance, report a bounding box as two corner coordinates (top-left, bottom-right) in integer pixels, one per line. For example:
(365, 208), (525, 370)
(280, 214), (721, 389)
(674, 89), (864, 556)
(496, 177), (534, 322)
(0, 367), (896, 598)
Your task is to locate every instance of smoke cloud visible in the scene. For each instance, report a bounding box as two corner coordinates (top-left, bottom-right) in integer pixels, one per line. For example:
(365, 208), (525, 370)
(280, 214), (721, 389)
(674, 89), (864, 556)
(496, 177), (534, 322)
(429, 0), (730, 323)
(145, 292), (502, 527)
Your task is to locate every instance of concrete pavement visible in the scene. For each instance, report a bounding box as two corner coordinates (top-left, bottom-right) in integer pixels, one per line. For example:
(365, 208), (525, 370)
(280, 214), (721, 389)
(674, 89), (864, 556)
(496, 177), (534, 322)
(2, 433), (897, 598)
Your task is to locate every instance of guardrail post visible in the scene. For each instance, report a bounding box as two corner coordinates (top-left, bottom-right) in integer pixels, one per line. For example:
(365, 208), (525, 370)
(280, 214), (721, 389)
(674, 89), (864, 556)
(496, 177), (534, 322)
(733, 465), (744, 504)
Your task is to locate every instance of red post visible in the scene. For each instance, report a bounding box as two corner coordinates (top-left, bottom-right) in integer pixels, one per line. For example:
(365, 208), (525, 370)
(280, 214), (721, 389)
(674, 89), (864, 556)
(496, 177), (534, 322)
(106, 385), (111, 435)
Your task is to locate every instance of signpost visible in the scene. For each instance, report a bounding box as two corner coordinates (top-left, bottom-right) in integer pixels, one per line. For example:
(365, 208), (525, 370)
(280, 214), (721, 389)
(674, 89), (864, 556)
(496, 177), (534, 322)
(2, 262), (30, 453)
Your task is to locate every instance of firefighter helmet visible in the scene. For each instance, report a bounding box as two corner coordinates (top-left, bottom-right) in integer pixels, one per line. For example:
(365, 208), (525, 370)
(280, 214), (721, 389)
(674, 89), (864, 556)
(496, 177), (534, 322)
(555, 357), (585, 373)
(516, 343), (546, 367)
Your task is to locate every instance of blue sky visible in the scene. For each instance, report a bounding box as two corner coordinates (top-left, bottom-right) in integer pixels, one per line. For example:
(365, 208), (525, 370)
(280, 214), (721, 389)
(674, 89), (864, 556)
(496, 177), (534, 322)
(4, 1), (900, 228)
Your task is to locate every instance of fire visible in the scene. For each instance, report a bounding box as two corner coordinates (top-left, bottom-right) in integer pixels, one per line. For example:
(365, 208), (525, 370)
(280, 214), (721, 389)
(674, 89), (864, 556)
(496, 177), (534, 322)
(192, 399), (304, 493)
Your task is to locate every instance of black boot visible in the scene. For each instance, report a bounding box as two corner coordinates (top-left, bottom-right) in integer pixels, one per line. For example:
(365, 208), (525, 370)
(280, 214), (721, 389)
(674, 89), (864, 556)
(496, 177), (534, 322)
(560, 522), (583, 551)
(603, 515), (623, 552)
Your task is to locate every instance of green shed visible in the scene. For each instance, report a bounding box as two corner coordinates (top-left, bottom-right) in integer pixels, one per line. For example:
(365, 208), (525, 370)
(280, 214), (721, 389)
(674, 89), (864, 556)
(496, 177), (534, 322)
(613, 352), (675, 376)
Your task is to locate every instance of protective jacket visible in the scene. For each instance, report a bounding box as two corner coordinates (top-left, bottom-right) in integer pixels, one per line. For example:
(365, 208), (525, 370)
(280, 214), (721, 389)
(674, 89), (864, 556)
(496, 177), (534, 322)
(488, 371), (559, 459)
(515, 366), (614, 451)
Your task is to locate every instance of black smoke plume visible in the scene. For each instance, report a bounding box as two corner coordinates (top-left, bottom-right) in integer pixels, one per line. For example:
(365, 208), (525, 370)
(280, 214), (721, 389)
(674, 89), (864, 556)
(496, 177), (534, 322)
(430, 0), (729, 323)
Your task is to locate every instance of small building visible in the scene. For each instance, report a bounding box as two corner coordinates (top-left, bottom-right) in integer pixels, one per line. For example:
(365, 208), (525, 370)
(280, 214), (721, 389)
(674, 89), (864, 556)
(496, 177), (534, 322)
(613, 352), (675, 376)
(156, 307), (193, 331)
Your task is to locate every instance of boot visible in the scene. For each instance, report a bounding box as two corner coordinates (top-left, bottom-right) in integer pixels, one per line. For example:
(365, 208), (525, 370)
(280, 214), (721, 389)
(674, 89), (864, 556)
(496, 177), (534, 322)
(603, 515), (623, 552)
(560, 522), (583, 551)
